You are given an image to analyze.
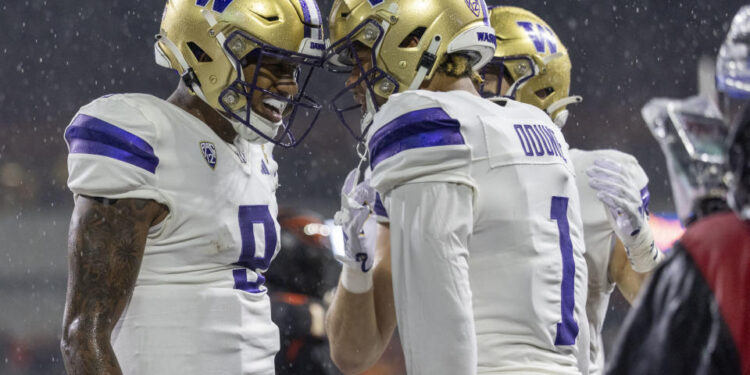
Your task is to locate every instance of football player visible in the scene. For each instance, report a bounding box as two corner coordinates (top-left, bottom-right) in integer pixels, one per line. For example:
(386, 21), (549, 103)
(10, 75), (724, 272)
(479, 7), (663, 374)
(324, 0), (590, 374)
(59, 0), (325, 374)
(608, 7), (750, 374)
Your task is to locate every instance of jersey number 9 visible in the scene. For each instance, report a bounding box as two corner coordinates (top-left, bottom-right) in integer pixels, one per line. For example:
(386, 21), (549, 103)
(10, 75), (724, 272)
(233, 205), (278, 293)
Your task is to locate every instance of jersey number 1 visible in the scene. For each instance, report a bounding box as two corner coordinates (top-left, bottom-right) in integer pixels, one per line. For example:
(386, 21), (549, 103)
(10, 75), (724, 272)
(550, 196), (579, 346)
(233, 205), (277, 293)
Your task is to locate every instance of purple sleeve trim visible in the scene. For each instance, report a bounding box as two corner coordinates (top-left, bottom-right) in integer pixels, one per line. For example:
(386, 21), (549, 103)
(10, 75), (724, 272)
(374, 193), (388, 218)
(65, 114), (159, 174)
(368, 107), (464, 168)
(640, 186), (651, 216)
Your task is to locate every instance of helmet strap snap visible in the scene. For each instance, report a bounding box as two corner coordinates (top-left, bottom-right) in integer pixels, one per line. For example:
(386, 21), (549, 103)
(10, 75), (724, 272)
(409, 35), (442, 90)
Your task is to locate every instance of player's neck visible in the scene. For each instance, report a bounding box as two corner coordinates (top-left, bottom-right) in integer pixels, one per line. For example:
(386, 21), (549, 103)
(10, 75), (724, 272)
(421, 74), (479, 96)
(167, 82), (238, 143)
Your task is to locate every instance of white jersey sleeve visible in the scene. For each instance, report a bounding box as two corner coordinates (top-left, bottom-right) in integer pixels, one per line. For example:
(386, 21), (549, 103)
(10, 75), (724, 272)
(366, 91), (477, 374)
(388, 181), (477, 375)
(64, 94), (167, 205)
(570, 148), (649, 375)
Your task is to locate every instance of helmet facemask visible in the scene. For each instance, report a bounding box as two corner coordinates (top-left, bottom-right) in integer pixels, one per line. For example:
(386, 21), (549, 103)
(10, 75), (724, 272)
(219, 30), (323, 148)
(480, 55), (537, 101)
(326, 19), (399, 142)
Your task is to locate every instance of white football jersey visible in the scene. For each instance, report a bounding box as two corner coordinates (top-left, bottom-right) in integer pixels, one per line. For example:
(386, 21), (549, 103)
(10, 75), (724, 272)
(569, 148), (649, 375)
(65, 94), (281, 375)
(368, 90), (589, 374)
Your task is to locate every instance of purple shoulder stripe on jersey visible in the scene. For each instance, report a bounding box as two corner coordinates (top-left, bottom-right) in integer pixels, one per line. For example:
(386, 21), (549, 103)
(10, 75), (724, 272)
(374, 192), (388, 218)
(298, 0), (311, 38)
(369, 107), (464, 168)
(65, 114), (159, 174)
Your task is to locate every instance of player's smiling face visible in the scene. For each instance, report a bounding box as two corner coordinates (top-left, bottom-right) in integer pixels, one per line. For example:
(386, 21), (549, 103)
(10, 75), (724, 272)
(242, 56), (300, 123)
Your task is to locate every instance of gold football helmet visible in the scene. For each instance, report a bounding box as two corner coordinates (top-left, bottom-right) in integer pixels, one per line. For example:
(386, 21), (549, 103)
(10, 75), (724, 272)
(155, 0), (326, 147)
(326, 0), (496, 139)
(482, 6), (582, 128)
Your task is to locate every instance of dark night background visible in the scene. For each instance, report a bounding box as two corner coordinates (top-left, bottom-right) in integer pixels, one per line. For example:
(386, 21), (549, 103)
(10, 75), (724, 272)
(0, 0), (743, 373)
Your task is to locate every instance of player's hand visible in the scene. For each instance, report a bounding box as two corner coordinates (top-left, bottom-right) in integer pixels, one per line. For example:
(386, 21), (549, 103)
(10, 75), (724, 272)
(333, 168), (377, 273)
(587, 158), (663, 272)
(587, 158), (645, 237)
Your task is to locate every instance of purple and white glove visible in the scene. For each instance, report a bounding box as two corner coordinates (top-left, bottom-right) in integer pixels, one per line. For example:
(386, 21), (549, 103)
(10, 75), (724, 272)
(587, 158), (664, 273)
(333, 168), (377, 292)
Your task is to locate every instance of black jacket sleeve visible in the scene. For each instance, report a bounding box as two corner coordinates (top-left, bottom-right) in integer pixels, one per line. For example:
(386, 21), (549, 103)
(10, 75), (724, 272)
(606, 247), (741, 375)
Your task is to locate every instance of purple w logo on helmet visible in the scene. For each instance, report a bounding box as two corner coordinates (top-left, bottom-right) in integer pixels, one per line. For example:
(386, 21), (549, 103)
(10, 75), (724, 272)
(517, 21), (558, 54)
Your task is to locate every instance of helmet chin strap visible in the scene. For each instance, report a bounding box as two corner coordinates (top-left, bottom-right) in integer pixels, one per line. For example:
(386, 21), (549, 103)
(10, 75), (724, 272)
(155, 33), (210, 104)
(409, 36), (442, 91)
(228, 110), (283, 144)
(547, 95), (583, 128)
(201, 9), (244, 82)
(553, 109), (571, 128)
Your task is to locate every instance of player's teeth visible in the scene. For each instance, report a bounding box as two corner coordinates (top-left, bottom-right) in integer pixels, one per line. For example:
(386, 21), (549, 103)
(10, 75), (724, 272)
(263, 99), (286, 113)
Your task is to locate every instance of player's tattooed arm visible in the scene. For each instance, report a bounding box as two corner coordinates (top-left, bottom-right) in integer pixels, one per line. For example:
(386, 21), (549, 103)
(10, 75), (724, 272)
(61, 196), (167, 375)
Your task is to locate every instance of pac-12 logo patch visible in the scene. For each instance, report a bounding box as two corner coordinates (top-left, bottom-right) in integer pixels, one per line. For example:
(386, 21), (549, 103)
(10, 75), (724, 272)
(200, 141), (217, 169)
(465, 0), (481, 17)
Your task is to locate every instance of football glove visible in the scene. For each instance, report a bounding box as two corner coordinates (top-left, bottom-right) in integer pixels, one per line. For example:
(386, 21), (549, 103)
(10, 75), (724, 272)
(333, 168), (377, 274)
(587, 158), (664, 273)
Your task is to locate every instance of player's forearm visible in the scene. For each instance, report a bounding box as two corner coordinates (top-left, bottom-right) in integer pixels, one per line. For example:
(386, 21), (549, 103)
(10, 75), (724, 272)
(327, 222), (397, 373)
(611, 239), (650, 303)
(61, 197), (157, 374)
(617, 268), (650, 304)
(61, 325), (123, 375)
(326, 283), (386, 374)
